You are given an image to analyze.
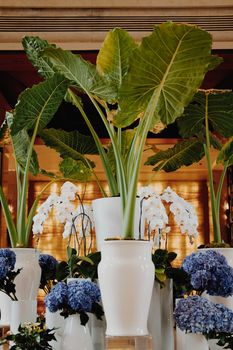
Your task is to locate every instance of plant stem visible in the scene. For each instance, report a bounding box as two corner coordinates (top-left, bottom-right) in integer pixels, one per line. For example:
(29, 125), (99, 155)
(0, 186), (17, 247)
(216, 162), (228, 231)
(204, 93), (221, 243)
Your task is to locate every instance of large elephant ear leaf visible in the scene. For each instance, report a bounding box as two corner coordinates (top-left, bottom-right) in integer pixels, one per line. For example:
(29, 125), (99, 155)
(96, 28), (137, 94)
(40, 128), (97, 168)
(22, 36), (56, 78)
(59, 158), (92, 181)
(114, 22), (222, 128)
(41, 47), (117, 103)
(178, 90), (233, 138)
(10, 74), (69, 135)
(145, 139), (204, 172)
(6, 112), (39, 175)
(217, 137), (233, 166)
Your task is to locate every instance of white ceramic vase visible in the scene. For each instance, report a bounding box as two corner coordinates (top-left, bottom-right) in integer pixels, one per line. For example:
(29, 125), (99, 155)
(92, 197), (143, 249)
(61, 314), (93, 350)
(89, 313), (106, 350)
(0, 292), (11, 326)
(98, 240), (154, 336)
(11, 248), (41, 300)
(46, 308), (65, 350)
(176, 329), (209, 350)
(10, 300), (37, 334)
(148, 282), (161, 350)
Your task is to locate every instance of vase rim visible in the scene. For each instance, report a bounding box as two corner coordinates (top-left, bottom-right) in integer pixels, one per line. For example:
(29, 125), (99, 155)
(101, 239), (152, 246)
(10, 248), (40, 253)
(199, 247), (233, 251)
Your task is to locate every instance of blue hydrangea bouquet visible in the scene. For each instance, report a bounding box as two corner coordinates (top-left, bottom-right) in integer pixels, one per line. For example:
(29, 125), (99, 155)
(45, 279), (104, 326)
(0, 248), (21, 301)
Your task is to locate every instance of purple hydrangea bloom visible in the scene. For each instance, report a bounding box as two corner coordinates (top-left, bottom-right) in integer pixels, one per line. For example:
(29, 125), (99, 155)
(182, 250), (233, 297)
(67, 279), (101, 312)
(174, 296), (233, 334)
(45, 282), (68, 312)
(0, 249), (16, 270)
(39, 254), (58, 279)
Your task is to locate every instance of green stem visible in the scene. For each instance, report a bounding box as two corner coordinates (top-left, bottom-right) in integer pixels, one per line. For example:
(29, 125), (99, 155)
(216, 162), (228, 230)
(204, 93), (221, 243)
(0, 186), (17, 247)
(68, 89), (118, 196)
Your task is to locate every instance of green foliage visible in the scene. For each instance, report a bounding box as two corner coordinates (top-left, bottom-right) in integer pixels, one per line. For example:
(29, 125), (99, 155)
(0, 320), (56, 350)
(205, 332), (233, 349)
(152, 249), (177, 285)
(59, 158), (92, 181)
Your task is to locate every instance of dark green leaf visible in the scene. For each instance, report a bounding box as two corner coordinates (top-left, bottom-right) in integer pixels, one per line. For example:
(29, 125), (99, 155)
(217, 137), (233, 166)
(178, 90), (233, 138)
(11, 75), (69, 135)
(22, 36), (56, 78)
(145, 139), (204, 172)
(40, 128), (97, 168)
(42, 47), (117, 102)
(59, 157), (92, 181)
(6, 112), (39, 175)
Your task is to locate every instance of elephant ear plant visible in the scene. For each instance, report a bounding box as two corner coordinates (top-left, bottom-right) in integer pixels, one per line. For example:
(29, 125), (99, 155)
(146, 89), (233, 245)
(22, 22), (221, 240)
(0, 76), (97, 247)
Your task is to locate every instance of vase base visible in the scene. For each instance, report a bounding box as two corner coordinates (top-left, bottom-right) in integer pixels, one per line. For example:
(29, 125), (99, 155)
(105, 335), (152, 350)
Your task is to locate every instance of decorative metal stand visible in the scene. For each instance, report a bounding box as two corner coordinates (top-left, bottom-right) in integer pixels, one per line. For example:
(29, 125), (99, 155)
(105, 335), (152, 350)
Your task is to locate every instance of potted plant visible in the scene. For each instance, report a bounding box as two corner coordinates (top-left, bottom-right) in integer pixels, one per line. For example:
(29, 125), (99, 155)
(19, 22), (220, 336)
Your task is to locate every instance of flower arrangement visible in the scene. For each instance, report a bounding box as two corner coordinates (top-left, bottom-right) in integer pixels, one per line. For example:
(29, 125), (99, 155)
(174, 296), (233, 349)
(0, 248), (21, 301)
(39, 254), (58, 294)
(182, 250), (233, 297)
(21, 22), (219, 240)
(33, 182), (94, 256)
(174, 295), (233, 334)
(138, 186), (198, 245)
(0, 320), (56, 350)
(45, 279), (104, 325)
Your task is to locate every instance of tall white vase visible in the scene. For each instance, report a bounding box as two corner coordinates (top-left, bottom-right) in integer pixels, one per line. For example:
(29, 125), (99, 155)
(92, 197), (143, 249)
(61, 314), (93, 350)
(148, 282), (161, 350)
(89, 313), (106, 350)
(0, 292), (11, 326)
(11, 248), (41, 300)
(46, 308), (65, 350)
(98, 240), (154, 336)
(176, 328), (209, 350)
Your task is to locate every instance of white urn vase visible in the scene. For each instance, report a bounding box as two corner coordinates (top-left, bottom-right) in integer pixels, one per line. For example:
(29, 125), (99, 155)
(11, 248), (41, 300)
(61, 314), (93, 350)
(10, 300), (37, 334)
(98, 240), (154, 336)
(0, 292), (11, 326)
(92, 197), (143, 249)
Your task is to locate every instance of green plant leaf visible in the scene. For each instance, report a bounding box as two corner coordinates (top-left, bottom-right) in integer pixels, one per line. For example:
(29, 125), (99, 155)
(42, 47), (117, 102)
(10, 74), (69, 135)
(145, 139), (204, 172)
(96, 28), (137, 93)
(6, 112), (39, 175)
(178, 90), (233, 138)
(59, 157), (92, 181)
(114, 22), (221, 128)
(217, 137), (233, 166)
(22, 36), (56, 78)
(40, 128), (97, 168)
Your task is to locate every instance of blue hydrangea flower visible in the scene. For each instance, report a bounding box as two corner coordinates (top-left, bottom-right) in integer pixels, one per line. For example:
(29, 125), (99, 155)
(182, 250), (233, 297)
(45, 282), (68, 312)
(39, 254), (58, 279)
(0, 257), (9, 280)
(174, 296), (233, 334)
(67, 279), (101, 312)
(0, 249), (16, 270)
